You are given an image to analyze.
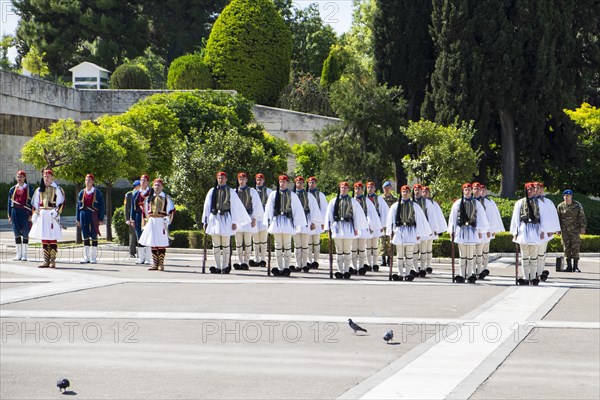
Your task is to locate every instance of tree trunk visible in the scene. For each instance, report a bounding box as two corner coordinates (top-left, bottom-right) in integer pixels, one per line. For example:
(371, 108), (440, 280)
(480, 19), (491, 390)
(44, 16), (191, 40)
(393, 159), (407, 192)
(499, 108), (518, 198)
(74, 184), (82, 244)
(106, 182), (113, 241)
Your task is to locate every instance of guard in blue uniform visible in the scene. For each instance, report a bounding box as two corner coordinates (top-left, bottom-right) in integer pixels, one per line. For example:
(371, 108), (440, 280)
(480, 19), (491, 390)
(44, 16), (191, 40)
(76, 174), (106, 264)
(7, 170), (34, 261)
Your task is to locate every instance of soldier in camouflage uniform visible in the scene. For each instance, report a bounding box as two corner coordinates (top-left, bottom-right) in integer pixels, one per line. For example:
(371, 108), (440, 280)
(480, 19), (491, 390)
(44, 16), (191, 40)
(557, 189), (586, 272)
(378, 181), (398, 266)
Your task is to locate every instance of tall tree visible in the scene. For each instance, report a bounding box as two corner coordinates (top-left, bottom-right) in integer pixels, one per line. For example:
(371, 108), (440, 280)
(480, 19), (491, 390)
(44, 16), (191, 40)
(0, 35), (16, 71)
(205, 0), (292, 105)
(426, 0), (599, 197)
(372, 0), (435, 122)
(14, 0), (148, 76)
(143, 0), (227, 71)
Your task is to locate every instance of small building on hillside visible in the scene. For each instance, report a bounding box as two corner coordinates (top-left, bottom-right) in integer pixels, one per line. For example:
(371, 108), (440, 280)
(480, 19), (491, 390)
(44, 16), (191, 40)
(69, 62), (110, 89)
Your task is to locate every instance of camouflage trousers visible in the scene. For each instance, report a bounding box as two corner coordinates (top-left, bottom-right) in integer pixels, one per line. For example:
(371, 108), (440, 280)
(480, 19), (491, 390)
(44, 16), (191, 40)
(378, 235), (395, 257)
(561, 232), (581, 258)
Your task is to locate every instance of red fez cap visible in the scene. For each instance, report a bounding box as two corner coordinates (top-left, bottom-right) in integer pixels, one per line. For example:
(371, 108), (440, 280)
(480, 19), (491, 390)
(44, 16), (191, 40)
(255, 173), (265, 179)
(295, 176), (304, 182)
(44, 169), (54, 176)
(86, 174), (95, 181)
(16, 170), (26, 176)
(480, 184), (487, 189)
(140, 174), (150, 181)
(400, 185), (411, 191)
(278, 175), (289, 181)
(339, 181), (349, 188)
(413, 183), (423, 189)
(423, 186), (430, 191)
(217, 172), (227, 178)
(472, 182), (481, 188)
(354, 181), (364, 188)
(462, 183), (472, 189)
(307, 176), (317, 182)
(153, 178), (164, 185)
(366, 181), (375, 187)
(237, 172), (247, 179)
(534, 181), (544, 188)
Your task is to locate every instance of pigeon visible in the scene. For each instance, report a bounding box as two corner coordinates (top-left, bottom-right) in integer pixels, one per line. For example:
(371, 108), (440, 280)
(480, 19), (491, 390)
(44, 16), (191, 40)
(57, 378), (70, 392)
(348, 319), (367, 334)
(383, 330), (394, 343)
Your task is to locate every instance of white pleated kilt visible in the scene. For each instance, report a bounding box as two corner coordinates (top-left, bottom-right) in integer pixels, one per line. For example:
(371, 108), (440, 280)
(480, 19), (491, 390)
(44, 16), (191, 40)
(139, 218), (170, 247)
(205, 213), (236, 236)
(513, 222), (543, 245)
(237, 220), (259, 234)
(329, 221), (358, 239)
(29, 210), (62, 240)
(390, 226), (419, 245)
(267, 216), (297, 235)
(358, 228), (374, 239)
(452, 226), (483, 244)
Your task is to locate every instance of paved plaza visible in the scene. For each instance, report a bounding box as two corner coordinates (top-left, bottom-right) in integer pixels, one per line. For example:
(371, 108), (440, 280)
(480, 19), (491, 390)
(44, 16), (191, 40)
(1, 219), (599, 399)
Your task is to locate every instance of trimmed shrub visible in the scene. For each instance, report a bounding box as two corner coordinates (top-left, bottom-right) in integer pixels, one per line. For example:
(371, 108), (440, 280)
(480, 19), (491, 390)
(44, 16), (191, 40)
(204, 0), (292, 105)
(170, 230), (209, 249)
(109, 64), (151, 89)
(112, 204), (129, 245)
(167, 54), (213, 90)
(320, 45), (348, 87)
(169, 205), (196, 231)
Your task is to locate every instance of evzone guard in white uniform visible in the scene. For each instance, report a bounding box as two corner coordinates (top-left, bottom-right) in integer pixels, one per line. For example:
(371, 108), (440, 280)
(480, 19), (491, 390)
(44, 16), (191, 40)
(412, 184), (443, 277)
(30, 169), (65, 269)
(263, 175), (307, 276)
(386, 185), (431, 281)
(366, 181), (389, 272)
(251, 173), (272, 267)
(324, 181), (368, 280)
(421, 185), (448, 274)
(511, 182), (550, 285)
(307, 176), (327, 269)
(293, 176), (323, 272)
(472, 182), (505, 279)
(447, 183), (490, 283)
(233, 172), (264, 270)
(138, 178), (175, 271)
(352, 182), (382, 275)
(202, 172), (251, 274)
(533, 182), (560, 282)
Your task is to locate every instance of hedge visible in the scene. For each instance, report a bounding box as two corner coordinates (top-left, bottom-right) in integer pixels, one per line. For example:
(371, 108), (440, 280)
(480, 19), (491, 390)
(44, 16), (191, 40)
(152, 230), (600, 255)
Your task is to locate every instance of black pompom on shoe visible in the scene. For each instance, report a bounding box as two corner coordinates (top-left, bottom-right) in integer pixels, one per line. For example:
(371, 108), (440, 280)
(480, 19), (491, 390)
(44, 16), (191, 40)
(419, 269), (427, 278)
(372, 265), (380, 272)
(426, 267), (433, 274)
(335, 272), (343, 279)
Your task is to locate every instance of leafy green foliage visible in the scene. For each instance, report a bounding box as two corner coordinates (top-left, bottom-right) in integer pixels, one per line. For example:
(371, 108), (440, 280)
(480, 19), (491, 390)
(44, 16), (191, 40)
(204, 0), (292, 105)
(167, 53), (213, 90)
(118, 103), (181, 178)
(292, 142), (326, 178)
(125, 48), (168, 89)
(402, 120), (481, 203)
(109, 64), (151, 89)
(0, 35), (16, 71)
(320, 45), (350, 88)
(21, 44), (49, 77)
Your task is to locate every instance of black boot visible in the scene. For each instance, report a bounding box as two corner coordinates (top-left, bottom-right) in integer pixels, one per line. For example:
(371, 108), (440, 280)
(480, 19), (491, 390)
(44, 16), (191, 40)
(565, 258), (573, 272)
(573, 258), (581, 272)
(381, 256), (387, 266)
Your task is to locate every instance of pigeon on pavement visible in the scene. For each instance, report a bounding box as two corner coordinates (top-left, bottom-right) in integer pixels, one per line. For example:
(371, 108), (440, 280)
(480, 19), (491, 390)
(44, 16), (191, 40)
(57, 378), (70, 392)
(383, 330), (394, 343)
(348, 319), (367, 334)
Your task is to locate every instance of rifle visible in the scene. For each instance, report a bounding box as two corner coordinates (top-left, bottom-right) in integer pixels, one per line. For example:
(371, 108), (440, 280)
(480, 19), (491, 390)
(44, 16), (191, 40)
(267, 230), (271, 276)
(451, 231), (456, 282)
(328, 221), (333, 279)
(202, 224), (207, 274)
(515, 243), (520, 285)
(388, 232), (394, 281)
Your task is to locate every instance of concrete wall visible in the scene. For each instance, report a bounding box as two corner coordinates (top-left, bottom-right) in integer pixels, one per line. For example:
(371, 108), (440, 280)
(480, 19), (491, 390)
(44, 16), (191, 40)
(0, 71), (339, 183)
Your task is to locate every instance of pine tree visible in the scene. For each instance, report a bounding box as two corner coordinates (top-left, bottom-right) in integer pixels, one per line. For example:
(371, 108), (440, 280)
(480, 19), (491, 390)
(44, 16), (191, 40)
(372, 0), (435, 121)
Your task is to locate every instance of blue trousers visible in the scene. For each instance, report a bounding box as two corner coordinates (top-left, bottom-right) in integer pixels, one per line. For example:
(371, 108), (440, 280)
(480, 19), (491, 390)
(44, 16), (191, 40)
(80, 210), (98, 240)
(11, 208), (31, 239)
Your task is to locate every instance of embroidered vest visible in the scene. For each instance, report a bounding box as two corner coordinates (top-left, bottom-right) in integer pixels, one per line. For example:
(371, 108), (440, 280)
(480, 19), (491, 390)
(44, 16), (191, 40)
(396, 200), (416, 227)
(237, 187), (253, 215)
